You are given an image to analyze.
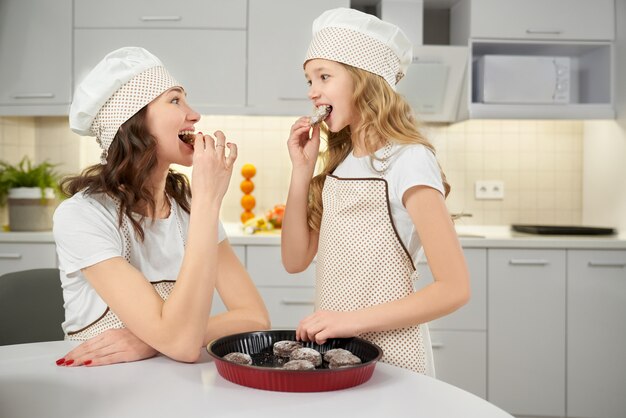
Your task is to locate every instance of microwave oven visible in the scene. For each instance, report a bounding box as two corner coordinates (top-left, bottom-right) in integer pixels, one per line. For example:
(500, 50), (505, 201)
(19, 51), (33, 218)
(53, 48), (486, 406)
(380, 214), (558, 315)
(475, 55), (570, 104)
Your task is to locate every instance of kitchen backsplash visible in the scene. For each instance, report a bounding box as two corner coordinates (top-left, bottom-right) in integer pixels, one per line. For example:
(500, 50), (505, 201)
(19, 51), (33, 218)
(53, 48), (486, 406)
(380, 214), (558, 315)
(0, 115), (583, 226)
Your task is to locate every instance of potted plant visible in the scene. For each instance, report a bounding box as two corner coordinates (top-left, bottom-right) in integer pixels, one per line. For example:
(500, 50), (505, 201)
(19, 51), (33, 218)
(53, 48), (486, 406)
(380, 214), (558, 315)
(0, 157), (62, 231)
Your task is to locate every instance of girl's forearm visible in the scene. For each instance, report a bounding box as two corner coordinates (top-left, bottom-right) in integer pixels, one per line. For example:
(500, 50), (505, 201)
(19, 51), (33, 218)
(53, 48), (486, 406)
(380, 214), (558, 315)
(281, 170), (315, 272)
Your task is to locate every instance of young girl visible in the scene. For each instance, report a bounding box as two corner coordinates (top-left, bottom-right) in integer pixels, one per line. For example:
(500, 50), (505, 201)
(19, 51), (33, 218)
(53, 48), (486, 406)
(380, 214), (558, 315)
(53, 47), (269, 367)
(282, 8), (470, 375)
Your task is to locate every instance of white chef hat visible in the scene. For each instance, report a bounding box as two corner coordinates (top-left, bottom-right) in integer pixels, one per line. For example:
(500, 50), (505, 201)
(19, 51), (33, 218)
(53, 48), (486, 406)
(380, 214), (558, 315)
(69, 47), (180, 164)
(304, 8), (413, 89)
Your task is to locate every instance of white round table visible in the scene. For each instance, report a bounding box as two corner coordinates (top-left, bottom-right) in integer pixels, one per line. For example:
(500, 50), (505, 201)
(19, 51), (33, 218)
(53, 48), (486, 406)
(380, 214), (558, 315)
(0, 341), (513, 418)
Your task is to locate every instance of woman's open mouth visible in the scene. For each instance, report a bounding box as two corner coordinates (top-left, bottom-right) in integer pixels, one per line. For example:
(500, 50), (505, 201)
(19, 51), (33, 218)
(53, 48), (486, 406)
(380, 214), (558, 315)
(178, 130), (195, 146)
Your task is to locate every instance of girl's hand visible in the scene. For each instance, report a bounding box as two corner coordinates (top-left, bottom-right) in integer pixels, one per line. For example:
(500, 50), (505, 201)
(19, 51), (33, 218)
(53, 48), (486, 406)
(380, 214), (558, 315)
(287, 117), (321, 171)
(191, 130), (238, 203)
(295, 310), (360, 345)
(57, 328), (158, 367)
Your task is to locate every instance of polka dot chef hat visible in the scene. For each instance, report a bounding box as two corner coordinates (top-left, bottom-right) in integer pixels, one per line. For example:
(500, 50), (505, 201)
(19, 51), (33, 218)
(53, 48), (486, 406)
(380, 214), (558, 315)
(69, 47), (180, 164)
(304, 7), (413, 89)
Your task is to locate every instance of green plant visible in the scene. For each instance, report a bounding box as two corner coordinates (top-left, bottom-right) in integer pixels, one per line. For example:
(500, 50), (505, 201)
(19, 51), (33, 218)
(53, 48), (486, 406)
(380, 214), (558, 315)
(0, 157), (61, 206)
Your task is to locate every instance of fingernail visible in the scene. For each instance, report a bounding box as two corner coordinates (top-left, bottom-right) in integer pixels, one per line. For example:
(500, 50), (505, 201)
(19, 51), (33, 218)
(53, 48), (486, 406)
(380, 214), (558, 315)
(55, 358), (65, 366)
(198, 131), (203, 135)
(83, 360), (92, 366)
(64, 359), (74, 366)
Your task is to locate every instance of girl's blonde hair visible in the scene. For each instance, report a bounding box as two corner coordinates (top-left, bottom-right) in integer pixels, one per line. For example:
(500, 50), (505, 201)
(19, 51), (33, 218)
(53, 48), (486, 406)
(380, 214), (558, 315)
(307, 64), (450, 231)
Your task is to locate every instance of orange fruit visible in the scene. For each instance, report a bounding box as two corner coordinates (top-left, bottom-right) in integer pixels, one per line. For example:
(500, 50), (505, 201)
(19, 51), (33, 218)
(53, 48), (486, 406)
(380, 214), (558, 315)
(240, 179), (255, 194)
(241, 211), (255, 223)
(241, 194), (256, 211)
(241, 163), (256, 179)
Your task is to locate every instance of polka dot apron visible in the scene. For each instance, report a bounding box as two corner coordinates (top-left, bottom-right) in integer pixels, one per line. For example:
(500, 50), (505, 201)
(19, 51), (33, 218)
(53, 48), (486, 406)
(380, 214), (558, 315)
(316, 144), (433, 374)
(66, 196), (185, 341)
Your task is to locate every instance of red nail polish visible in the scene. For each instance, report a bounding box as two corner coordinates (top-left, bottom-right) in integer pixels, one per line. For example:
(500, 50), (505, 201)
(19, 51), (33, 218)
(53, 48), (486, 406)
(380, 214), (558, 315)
(65, 359), (74, 366)
(84, 360), (92, 366)
(55, 358), (65, 365)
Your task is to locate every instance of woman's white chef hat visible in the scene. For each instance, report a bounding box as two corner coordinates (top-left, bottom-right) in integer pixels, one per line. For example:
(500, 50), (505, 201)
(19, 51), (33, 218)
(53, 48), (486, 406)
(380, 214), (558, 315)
(69, 47), (180, 164)
(304, 8), (413, 90)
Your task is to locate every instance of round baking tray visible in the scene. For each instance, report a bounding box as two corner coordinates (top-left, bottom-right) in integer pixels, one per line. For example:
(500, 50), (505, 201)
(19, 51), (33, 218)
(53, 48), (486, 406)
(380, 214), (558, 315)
(207, 330), (383, 392)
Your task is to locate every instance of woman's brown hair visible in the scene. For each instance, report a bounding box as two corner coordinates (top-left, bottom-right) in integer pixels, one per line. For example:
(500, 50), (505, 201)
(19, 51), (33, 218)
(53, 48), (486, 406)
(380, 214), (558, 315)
(307, 64), (451, 231)
(60, 106), (192, 241)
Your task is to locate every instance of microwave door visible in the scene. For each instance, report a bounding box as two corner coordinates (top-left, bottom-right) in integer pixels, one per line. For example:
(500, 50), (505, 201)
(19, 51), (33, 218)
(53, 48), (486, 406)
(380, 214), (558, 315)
(481, 56), (569, 104)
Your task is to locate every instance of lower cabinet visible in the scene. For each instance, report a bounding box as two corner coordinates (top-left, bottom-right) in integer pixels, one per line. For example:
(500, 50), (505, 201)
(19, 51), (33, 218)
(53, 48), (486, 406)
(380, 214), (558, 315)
(0, 242), (58, 276)
(567, 250), (626, 418)
(488, 249), (566, 417)
(415, 248), (487, 398)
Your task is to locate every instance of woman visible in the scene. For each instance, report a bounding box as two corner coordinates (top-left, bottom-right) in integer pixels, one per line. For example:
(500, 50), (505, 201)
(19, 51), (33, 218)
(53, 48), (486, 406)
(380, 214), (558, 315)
(53, 47), (269, 367)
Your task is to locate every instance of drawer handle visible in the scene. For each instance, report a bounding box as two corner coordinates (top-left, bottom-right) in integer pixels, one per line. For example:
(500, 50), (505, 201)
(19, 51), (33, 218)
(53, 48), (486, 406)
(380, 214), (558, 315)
(431, 342), (444, 349)
(526, 29), (563, 35)
(140, 16), (182, 22)
(12, 93), (55, 99)
(278, 97), (309, 102)
(588, 262), (626, 268)
(280, 299), (314, 306)
(0, 253), (22, 260)
(508, 259), (549, 266)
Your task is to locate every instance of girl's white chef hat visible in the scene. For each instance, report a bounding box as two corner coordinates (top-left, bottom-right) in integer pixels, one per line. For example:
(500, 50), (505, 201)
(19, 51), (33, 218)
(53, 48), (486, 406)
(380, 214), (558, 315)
(304, 8), (413, 90)
(69, 47), (180, 164)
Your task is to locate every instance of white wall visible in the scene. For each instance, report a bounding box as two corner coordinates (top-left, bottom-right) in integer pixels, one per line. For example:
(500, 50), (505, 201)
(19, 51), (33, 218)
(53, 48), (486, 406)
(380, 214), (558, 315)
(583, 0), (626, 230)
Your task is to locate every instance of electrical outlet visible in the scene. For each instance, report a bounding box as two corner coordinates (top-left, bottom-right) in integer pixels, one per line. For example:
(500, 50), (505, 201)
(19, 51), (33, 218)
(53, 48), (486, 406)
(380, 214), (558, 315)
(475, 180), (504, 200)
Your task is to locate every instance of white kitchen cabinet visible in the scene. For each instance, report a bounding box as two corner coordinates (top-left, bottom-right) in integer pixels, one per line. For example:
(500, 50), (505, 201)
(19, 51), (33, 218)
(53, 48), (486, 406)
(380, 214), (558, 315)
(246, 245), (315, 328)
(74, 0), (246, 29)
(0, 242), (58, 276)
(415, 248), (487, 398)
(450, 0), (615, 119)
(451, 0), (615, 42)
(211, 244), (246, 315)
(247, 0), (350, 116)
(567, 250), (626, 418)
(487, 249), (566, 417)
(0, 0), (72, 116)
(73, 0), (247, 115)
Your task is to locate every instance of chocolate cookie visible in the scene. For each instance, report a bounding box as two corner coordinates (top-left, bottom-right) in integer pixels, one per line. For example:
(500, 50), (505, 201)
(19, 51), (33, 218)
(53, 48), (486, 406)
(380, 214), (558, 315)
(289, 347), (322, 367)
(273, 340), (303, 357)
(323, 348), (352, 363)
(328, 352), (362, 369)
(223, 352), (252, 365)
(283, 359), (316, 370)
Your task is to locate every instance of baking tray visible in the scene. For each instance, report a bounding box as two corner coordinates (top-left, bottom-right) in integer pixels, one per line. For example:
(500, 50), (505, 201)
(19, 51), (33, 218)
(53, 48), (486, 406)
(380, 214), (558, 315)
(512, 224), (616, 235)
(207, 330), (383, 392)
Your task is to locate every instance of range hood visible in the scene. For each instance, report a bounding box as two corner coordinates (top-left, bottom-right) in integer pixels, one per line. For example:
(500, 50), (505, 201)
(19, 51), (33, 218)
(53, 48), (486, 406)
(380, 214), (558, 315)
(378, 0), (469, 123)
(397, 45), (468, 123)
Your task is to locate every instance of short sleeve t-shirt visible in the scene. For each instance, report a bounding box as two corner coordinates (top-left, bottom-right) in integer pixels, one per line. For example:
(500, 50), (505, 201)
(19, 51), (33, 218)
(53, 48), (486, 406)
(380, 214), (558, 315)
(332, 143), (444, 264)
(53, 191), (226, 334)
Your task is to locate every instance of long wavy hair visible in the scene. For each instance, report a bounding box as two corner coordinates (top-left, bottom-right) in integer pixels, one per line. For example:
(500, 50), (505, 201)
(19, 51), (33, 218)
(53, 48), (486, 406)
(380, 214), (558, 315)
(307, 64), (451, 232)
(60, 107), (192, 241)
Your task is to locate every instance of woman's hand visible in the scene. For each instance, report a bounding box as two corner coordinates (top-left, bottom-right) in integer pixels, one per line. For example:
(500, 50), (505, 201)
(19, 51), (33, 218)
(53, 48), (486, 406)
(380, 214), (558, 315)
(191, 130), (238, 203)
(287, 117), (320, 172)
(295, 310), (361, 345)
(57, 328), (158, 367)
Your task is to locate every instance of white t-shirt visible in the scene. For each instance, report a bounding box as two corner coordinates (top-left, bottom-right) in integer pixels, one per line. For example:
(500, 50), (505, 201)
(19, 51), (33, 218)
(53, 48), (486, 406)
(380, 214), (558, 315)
(53, 191), (226, 334)
(332, 143), (445, 265)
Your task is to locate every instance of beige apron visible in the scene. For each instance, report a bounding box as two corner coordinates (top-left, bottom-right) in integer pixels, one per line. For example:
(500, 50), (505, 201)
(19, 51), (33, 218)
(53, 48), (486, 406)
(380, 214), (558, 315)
(316, 148), (433, 374)
(67, 196), (184, 341)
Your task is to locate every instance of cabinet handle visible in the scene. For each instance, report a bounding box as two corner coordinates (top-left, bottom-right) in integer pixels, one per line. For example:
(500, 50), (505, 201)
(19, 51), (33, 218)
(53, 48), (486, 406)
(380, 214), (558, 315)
(280, 299), (314, 306)
(278, 97), (309, 102)
(508, 259), (549, 266)
(12, 93), (55, 99)
(431, 342), (444, 349)
(588, 261), (626, 268)
(0, 253), (22, 260)
(525, 29), (563, 35)
(140, 16), (182, 22)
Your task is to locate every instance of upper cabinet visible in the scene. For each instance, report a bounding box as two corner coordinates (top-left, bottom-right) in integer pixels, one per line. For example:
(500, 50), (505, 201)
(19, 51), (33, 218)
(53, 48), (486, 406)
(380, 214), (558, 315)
(451, 0), (616, 120)
(73, 0), (247, 115)
(247, 0), (350, 116)
(0, 0), (72, 116)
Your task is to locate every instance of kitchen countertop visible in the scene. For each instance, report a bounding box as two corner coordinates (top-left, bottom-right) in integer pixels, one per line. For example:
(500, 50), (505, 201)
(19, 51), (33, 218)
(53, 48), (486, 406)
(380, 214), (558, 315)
(0, 340), (513, 418)
(2, 223), (626, 249)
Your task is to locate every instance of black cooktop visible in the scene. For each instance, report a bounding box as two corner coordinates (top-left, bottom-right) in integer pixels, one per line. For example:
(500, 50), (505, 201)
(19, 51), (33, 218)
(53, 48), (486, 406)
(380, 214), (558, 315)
(511, 224), (616, 236)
